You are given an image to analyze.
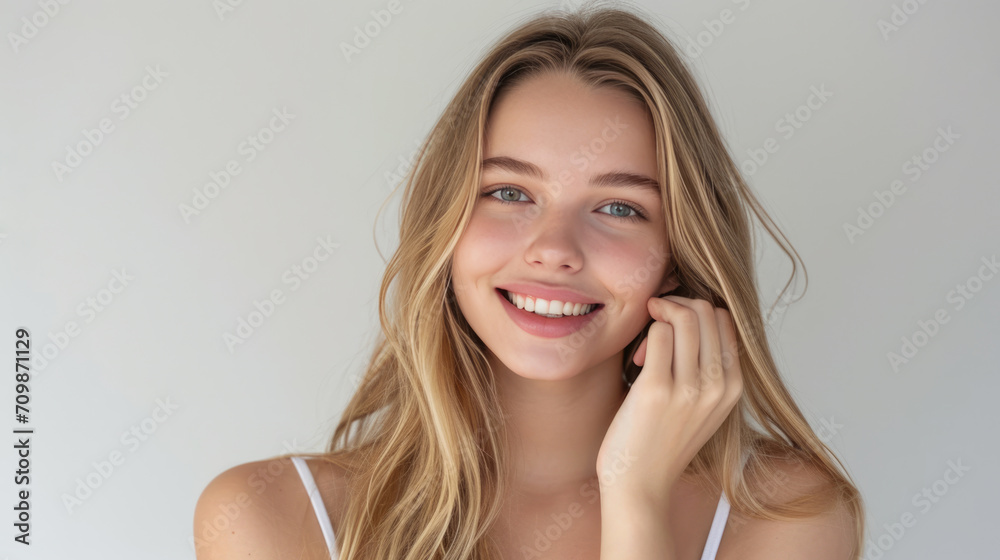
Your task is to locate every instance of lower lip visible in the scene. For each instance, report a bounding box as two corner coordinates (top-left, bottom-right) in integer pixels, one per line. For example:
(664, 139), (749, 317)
(496, 289), (603, 339)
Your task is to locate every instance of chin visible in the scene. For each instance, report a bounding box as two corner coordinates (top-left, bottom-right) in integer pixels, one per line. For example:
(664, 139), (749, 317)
(487, 344), (594, 382)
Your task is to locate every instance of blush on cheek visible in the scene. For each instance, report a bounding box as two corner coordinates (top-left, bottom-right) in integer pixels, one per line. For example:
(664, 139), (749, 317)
(601, 243), (670, 300)
(451, 217), (515, 294)
(472, 215), (522, 254)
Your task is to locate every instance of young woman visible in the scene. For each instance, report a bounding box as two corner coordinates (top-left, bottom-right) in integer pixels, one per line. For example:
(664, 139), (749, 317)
(195, 4), (865, 559)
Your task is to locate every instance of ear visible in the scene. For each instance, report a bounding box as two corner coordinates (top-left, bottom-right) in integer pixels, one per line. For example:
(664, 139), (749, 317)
(656, 264), (681, 297)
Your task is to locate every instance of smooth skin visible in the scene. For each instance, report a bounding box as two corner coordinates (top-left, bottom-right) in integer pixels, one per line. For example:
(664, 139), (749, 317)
(598, 294), (745, 558)
(598, 296), (744, 503)
(451, 69), (741, 559)
(193, 70), (857, 559)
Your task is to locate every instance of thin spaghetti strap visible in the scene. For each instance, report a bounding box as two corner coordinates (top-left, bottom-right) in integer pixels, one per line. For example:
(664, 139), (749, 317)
(700, 450), (750, 560)
(290, 457), (339, 560)
(699, 490), (731, 560)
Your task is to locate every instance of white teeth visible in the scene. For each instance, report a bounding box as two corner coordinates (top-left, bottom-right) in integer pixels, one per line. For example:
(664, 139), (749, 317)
(503, 290), (595, 317)
(535, 299), (549, 314)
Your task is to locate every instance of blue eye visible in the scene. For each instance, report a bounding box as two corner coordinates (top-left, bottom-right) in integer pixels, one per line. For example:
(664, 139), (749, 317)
(487, 186), (528, 204)
(480, 185), (647, 223)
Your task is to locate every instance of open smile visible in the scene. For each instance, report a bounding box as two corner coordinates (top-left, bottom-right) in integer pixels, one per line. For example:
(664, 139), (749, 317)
(495, 288), (604, 339)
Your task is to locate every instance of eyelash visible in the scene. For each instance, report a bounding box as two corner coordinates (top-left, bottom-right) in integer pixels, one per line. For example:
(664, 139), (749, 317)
(480, 185), (648, 223)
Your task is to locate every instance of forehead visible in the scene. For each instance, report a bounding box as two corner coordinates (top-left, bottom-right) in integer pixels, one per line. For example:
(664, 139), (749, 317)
(482, 72), (659, 184)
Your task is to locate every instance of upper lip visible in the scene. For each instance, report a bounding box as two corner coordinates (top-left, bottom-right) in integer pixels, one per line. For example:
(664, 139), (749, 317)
(496, 282), (604, 305)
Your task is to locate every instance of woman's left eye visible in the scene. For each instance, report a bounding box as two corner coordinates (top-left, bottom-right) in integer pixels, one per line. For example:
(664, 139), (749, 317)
(597, 200), (646, 221)
(481, 185), (647, 222)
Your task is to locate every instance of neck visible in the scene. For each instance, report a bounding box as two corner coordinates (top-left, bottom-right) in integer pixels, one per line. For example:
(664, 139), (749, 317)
(490, 352), (628, 498)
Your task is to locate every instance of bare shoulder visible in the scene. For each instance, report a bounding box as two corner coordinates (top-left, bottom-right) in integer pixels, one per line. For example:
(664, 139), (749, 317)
(193, 456), (349, 560)
(719, 455), (859, 560)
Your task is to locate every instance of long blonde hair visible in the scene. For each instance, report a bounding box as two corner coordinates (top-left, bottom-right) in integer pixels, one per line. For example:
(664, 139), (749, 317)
(279, 3), (865, 558)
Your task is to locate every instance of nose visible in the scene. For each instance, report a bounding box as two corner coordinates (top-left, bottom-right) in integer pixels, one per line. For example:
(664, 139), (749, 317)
(522, 211), (584, 271)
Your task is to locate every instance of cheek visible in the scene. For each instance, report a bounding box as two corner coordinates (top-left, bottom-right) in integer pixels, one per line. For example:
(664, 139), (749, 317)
(452, 214), (518, 295)
(597, 239), (669, 298)
(461, 211), (521, 257)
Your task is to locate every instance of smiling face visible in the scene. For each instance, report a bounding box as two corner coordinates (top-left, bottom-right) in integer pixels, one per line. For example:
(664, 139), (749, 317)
(451, 70), (679, 382)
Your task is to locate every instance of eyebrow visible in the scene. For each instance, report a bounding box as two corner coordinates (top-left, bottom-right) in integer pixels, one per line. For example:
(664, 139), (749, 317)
(481, 156), (661, 194)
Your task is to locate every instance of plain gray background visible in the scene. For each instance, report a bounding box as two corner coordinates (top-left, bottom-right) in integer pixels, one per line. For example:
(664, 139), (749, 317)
(1, 0), (997, 558)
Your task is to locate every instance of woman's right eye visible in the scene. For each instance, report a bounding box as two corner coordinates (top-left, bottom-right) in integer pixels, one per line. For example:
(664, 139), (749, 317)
(482, 185), (528, 204)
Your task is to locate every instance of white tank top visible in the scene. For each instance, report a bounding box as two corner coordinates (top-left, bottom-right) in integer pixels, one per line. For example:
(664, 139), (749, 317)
(291, 456), (736, 560)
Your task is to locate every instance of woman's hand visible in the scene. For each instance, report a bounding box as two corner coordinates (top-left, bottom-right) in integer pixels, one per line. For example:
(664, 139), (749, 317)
(596, 295), (744, 508)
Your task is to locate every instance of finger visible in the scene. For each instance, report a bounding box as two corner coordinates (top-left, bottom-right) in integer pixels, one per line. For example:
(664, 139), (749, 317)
(633, 335), (648, 366)
(664, 296), (723, 386)
(666, 296), (723, 382)
(715, 307), (744, 404)
(637, 318), (674, 386)
(647, 296), (699, 393)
